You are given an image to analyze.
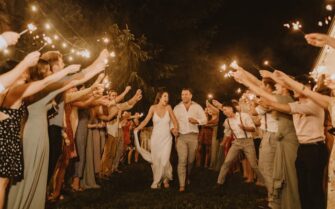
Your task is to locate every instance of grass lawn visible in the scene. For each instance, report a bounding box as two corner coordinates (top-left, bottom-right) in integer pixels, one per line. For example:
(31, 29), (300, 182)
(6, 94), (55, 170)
(47, 159), (268, 209)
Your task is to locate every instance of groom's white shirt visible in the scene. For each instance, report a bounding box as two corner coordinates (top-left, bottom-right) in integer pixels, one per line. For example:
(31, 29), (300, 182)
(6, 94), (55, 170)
(173, 101), (207, 134)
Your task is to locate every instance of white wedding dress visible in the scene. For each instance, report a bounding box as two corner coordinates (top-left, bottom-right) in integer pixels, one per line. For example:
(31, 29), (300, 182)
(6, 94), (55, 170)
(134, 111), (173, 188)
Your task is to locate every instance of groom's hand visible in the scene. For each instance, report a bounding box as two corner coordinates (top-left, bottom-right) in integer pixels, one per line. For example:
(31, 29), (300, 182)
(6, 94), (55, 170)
(188, 117), (198, 125)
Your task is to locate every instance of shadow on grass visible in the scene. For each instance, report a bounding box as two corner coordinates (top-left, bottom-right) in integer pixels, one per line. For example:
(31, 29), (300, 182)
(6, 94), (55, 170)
(47, 160), (268, 209)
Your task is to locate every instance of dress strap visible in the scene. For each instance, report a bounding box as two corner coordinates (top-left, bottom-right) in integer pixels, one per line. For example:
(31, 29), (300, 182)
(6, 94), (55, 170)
(0, 89), (10, 108)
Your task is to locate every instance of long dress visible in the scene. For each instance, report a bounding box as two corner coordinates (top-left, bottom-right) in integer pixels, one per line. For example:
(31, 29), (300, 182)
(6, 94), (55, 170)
(0, 104), (27, 181)
(272, 95), (301, 209)
(7, 90), (63, 209)
(81, 116), (100, 189)
(134, 111), (173, 188)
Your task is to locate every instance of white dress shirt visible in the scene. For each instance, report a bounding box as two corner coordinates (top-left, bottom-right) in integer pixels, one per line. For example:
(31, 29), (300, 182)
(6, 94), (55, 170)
(173, 101), (207, 134)
(255, 106), (278, 133)
(224, 112), (255, 139)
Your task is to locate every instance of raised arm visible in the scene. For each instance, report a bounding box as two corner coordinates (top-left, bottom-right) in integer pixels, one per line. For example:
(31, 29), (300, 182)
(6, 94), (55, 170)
(115, 86), (132, 103)
(236, 66), (262, 86)
(135, 106), (155, 131)
(0, 51), (40, 90)
(274, 70), (331, 109)
(64, 73), (104, 103)
(233, 71), (277, 102)
(305, 33), (335, 49)
(19, 64), (81, 99)
(259, 97), (291, 114)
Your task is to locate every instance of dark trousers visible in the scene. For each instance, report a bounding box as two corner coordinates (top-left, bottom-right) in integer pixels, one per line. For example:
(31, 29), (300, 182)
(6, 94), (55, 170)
(48, 125), (63, 184)
(295, 142), (328, 209)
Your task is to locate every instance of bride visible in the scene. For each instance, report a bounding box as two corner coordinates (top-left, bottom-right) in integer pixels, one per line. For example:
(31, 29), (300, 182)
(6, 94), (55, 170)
(134, 91), (179, 189)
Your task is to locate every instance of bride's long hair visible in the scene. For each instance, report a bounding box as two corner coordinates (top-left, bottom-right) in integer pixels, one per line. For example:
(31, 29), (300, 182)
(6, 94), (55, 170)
(154, 91), (169, 105)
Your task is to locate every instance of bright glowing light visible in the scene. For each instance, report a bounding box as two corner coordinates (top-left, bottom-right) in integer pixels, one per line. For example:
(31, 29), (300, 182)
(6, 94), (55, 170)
(70, 49), (75, 53)
(326, 4), (333, 11)
(103, 37), (110, 44)
(31, 5), (38, 12)
(53, 35), (59, 40)
(110, 51), (116, 58)
(43, 36), (52, 44)
(51, 45), (55, 49)
(19, 23), (37, 35)
(283, 23), (290, 29)
(236, 88), (242, 94)
(207, 94), (213, 99)
(230, 60), (239, 70)
(27, 23), (37, 32)
(68, 56), (73, 61)
(3, 49), (9, 55)
(220, 64), (227, 72)
(62, 42), (68, 48)
(292, 21), (302, 31)
(80, 50), (91, 58)
(318, 21), (323, 27)
(263, 60), (269, 66)
(328, 16), (332, 21)
(44, 23), (51, 30)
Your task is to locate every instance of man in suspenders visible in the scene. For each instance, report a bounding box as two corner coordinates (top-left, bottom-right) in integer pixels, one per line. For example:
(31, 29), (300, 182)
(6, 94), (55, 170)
(217, 101), (263, 186)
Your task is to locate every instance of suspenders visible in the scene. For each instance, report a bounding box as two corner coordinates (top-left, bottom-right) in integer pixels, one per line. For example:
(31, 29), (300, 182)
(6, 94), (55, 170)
(227, 113), (248, 139)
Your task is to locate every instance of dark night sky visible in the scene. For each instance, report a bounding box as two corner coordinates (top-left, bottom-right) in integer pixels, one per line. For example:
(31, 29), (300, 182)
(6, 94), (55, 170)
(79, 0), (332, 103)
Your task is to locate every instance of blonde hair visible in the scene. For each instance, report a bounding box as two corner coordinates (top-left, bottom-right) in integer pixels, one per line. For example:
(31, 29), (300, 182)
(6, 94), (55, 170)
(41, 51), (62, 67)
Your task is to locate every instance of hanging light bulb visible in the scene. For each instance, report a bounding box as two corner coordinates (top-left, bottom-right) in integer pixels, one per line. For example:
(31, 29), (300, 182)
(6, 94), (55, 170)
(62, 42), (68, 48)
(31, 4), (38, 12)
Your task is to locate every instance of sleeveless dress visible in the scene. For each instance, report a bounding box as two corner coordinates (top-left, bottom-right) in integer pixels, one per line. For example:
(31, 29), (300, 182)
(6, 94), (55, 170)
(7, 89), (64, 209)
(135, 111), (173, 188)
(0, 103), (27, 181)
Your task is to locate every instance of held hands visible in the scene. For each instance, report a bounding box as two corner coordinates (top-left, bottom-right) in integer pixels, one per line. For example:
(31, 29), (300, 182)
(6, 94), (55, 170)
(305, 33), (330, 47)
(22, 51), (41, 68)
(2, 31), (20, 46)
(171, 128), (179, 137)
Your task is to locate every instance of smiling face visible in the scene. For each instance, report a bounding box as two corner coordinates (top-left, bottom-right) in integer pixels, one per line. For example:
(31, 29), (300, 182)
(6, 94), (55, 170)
(181, 90), (192, 104)
(159, 92), (169, 106)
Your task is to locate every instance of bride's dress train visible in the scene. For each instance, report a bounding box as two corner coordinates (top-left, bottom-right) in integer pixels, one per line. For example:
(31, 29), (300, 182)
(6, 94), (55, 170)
(134, 111), (173, 188)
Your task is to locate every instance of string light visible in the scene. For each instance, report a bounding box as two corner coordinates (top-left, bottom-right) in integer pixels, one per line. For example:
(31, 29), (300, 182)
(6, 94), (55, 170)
(31, 5), (38, 12)
(110, 51), (116, 58)
(326, 4), (333, 11)
(207, 94), (213, 99)
(62, 42), (68, 48)
(103, 37), (110, 44)
(318, 21), (323, 27)
(44, 23), (51, 30)
(68, 56), (74, 62)
(53, 35), (59, 40)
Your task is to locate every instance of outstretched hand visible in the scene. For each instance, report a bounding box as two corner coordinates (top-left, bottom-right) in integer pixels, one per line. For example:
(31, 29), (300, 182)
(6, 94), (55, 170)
(305, 33), (330, 47)
(259, 70), (272, 78)
(22, 51), (41, 68)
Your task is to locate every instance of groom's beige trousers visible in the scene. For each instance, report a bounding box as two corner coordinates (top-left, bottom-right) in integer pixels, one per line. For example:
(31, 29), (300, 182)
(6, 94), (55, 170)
(176, 133), (198, 187)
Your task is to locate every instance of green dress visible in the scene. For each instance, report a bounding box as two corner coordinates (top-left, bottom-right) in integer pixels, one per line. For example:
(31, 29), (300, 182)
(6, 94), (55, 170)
(272, 95), (301, 209)
(7, 89), (63, 209)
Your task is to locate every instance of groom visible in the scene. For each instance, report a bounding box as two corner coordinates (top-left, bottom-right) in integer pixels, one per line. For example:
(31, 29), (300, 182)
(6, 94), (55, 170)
(173, 88), (207, 192)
